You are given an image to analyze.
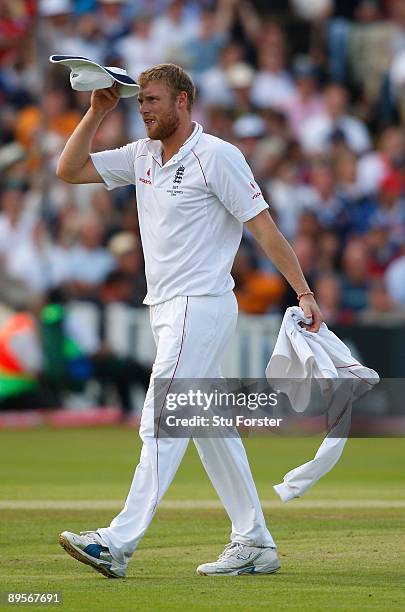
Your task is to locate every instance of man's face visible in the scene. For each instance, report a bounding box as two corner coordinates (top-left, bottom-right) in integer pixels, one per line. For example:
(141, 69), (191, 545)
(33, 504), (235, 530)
(138, 80), (180, 140)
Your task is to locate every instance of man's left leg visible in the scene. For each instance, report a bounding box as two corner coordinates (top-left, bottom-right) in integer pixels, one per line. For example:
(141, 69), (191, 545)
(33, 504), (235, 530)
(189, 293), (278, 575)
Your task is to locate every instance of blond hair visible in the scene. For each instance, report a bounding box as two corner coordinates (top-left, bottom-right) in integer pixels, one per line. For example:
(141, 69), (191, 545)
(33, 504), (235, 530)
(138, 64), (195, 112)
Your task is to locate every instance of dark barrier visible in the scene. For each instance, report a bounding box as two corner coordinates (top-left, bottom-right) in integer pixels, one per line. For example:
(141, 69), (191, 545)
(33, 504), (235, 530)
(331, 325), (405, 378)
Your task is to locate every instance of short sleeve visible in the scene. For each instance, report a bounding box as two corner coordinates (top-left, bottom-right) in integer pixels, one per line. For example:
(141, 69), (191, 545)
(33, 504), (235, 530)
(208, 143), (269, 222)
(90, 142), (137, 190)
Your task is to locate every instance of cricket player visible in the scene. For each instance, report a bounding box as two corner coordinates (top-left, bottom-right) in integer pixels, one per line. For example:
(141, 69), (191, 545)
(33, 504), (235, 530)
(57, 63), (323, 578)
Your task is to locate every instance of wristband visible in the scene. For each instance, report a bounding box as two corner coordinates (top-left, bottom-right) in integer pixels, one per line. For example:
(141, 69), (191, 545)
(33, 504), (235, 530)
(297, 290), (314, 301)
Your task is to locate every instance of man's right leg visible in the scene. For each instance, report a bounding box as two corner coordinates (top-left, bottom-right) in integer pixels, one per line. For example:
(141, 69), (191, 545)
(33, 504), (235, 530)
(60, 297), (192, 575)
(60, 385), (190, 576)
(97, 297), (192, 567)
(97, 396), (190, 566)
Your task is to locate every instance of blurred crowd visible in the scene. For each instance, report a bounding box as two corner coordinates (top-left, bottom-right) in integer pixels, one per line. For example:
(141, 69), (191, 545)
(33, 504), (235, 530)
(2, 0), (405, 409)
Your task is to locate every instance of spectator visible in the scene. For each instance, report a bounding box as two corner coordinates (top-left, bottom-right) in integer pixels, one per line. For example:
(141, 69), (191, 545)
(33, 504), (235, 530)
(233, 243), (285, 314)
(360, 279), (405, 324)
(226, 62), (256, 115)
(340, 239), (371, 317)
(14, 88), (81, 163)
(357, 126), (405, 196)
(365, 222), (397, 276)
(180, 2), (233, 80)
(108, 232), (146, 306)
(114, 12), (165, 78)
(0, 183), (36, 270)
(250, 45), (295, 110)
(66, 214), (115, 297)
(266, 158), (317, 239)
(334, 149), (359, 197)
(198, 43), (245, 108)
(325, 0), (361, 83)
(300, 83), (371, 154)
(313, 272), (342, 326)
(97, 0), (128, 43)
(317, 229), (340, 272)
(150, 0), (199, 64)
(367, 173), (405, 247)
(0, 0), (35, 65)
(232, 114), (267, 164)
(309, 158), (352, 240)
(204, 105), (234, 141)
(295, 210), (322, 239)
(349, 0), (393, 109)
(39, 0), (75, 52)
(58, 12), (107, 63)
(6, 219), (66, 297)
(385, 249), (405, 305)
(282, 56), (326, 141)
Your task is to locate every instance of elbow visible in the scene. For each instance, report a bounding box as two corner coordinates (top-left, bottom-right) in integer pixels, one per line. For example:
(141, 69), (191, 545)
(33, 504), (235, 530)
(56, 160), (76, 183)
(56, 162), (68, 182)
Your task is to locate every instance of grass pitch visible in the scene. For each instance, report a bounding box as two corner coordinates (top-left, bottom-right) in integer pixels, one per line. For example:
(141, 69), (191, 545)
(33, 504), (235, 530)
(0, 428), (404, 611)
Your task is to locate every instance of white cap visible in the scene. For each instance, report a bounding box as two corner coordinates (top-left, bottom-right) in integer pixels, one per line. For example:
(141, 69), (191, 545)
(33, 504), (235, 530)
(49, 55), (140, 98)
(290, 0), (332, 21)
(40, 0), (72, 16)
(226, 63), (255, 89)
(108, 233), (140, 257)
(233, 114), (266, 139)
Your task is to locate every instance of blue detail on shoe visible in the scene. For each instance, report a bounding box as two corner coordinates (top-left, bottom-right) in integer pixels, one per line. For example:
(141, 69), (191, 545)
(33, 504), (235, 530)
(237, 566), (256, 575)
(83, 544), (108, 559)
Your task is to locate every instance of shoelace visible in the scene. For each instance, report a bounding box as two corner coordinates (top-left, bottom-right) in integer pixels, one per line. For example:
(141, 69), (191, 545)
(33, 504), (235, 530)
(79, 531), (103, 545)
(218, 542), (245, 561)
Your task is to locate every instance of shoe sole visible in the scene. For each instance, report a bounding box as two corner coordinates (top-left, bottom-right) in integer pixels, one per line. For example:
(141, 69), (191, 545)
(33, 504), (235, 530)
(58, 533), (122, 579)
(197, 563), (281, 576)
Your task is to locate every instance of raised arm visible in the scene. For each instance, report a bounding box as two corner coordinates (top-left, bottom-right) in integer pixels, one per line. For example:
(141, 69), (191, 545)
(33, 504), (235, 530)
(246, 209), (323, 332)
(235, 1), (262, 46)
(56, 86), (120, 184)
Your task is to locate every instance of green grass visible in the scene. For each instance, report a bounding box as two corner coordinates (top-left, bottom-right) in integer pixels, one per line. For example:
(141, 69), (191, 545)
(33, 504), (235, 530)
(0, 428), (404, 611)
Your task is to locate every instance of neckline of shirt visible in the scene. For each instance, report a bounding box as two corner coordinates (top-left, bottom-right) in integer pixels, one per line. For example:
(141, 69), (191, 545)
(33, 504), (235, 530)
(145, 122), (203, 166)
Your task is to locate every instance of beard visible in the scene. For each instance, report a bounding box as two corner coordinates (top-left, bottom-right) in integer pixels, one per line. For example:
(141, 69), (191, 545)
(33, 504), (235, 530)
(147, 106), (180, 140)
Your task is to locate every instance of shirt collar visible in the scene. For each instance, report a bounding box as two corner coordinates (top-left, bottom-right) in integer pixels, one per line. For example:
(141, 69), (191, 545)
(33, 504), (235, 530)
(146, 122), (203, 164)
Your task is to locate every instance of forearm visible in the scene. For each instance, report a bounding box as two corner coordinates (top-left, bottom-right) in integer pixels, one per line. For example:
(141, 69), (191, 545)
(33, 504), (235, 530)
(237, 1), (261, 44)
(246, 212), (310, 295)
(56, 108), (105, 180)
(261, 230), (311, 296)
(246, 210), (322, 330)
(215, 0), (236, 33)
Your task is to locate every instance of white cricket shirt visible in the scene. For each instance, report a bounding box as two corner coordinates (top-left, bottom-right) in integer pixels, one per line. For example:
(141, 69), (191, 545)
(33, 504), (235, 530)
(91, 122), (269, 305)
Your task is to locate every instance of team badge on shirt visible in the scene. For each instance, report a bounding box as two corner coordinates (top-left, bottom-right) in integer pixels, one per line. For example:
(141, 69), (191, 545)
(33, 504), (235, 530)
(173, 165), (185, 184)
(167, 165), (186, 197)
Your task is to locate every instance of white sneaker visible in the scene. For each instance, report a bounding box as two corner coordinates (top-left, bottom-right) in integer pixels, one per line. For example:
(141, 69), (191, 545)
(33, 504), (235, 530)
(197, 542), (281, 576)
(59, 530), (126, 578)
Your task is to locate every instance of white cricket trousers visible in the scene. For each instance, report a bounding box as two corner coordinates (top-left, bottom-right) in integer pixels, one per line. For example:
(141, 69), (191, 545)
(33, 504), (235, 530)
(98, 292), (275, 565)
